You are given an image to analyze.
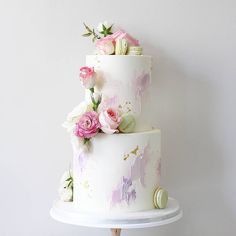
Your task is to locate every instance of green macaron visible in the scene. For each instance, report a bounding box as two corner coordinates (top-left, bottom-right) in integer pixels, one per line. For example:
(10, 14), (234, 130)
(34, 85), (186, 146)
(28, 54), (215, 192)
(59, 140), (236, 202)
(153, 187), (168, 209)
(115, 39), (128, 55)
(127, 46), (143, 55)
(118, 114), (136, 133)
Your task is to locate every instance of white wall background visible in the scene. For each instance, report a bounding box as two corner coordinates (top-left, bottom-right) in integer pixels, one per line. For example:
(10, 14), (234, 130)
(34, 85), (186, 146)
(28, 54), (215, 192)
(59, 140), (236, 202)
(0, 0), (236, 235)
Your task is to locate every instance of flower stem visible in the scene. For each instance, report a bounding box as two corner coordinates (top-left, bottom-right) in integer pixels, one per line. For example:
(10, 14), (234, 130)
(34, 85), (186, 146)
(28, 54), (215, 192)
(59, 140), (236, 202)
(93, 103), (98, 111)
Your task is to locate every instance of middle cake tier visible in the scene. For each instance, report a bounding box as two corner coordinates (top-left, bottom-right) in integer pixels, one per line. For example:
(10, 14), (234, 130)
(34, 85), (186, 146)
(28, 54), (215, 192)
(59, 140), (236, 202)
(85, 55), (153, 131)
(72, 129), (161, 213)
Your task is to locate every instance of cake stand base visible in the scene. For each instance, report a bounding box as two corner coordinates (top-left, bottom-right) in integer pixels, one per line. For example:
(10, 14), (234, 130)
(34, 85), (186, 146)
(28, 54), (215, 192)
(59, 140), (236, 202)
(50, 197), (182, 235)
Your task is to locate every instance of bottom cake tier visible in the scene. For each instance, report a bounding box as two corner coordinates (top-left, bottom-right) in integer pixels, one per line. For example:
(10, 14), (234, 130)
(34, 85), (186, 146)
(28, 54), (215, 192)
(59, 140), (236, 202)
(72, 129), (161, 213)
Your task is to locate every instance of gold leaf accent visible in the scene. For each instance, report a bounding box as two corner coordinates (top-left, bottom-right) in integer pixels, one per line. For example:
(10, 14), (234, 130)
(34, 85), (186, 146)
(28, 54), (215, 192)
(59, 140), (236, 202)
(123, 146), (140, 160)
(123, 154), (129, 160)
(130, 146), (139, 155)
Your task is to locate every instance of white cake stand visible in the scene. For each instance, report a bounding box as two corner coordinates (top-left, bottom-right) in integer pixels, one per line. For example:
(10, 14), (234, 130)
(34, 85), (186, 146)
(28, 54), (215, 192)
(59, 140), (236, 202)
(50, 197), (182, 236)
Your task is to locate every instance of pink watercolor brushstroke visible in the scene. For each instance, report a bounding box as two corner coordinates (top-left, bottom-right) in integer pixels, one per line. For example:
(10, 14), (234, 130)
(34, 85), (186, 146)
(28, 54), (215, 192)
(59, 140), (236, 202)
(157, 158), (161, 178)
(134, 72), (150, 99)
(132, 71), (150, 113)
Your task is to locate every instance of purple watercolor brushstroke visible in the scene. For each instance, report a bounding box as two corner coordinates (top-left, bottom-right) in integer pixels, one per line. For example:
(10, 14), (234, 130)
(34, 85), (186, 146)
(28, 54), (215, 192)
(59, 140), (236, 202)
(130, 145), (150, 187)
(122, 177), (136, 205)
(75, 151), (87, 176)
(111, 187), (122, 206)
(111, 176), (136, 207)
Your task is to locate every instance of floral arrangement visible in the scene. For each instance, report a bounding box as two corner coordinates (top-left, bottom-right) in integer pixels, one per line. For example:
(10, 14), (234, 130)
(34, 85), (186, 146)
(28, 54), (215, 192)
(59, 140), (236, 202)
(62, 21), (144, 149)
(82, 21), (142, 55)
(63, 65), (136, 150)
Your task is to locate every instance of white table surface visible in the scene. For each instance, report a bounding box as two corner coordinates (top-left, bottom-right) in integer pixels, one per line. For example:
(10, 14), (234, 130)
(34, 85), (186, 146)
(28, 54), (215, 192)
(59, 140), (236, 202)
(50, 197), (182, 229)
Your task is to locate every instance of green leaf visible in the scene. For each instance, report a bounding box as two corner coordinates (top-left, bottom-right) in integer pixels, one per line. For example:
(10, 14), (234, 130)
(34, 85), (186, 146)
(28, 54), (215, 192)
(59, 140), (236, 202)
(83, 22), (92, 33)
(107, 24), (113, 31)
(67, 181), (73, 188)
(65, 177), (71, 181)
(82, 32), (92, 37)
(102, 24), (106, 31)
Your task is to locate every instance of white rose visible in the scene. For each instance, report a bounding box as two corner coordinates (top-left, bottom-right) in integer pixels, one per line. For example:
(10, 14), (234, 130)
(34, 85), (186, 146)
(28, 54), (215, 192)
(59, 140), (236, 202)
(62, 101), (93, 132)
(59, 186), (73, 202)
(97, 21), (111, 32)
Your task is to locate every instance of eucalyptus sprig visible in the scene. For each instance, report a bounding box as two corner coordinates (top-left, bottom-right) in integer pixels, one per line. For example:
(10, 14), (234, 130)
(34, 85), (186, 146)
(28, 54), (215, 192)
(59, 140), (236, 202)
(82, 22), (101, 42)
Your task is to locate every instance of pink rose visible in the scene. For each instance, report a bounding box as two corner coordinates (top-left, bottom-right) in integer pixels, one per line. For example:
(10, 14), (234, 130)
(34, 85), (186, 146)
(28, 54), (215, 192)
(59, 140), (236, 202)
(80, 66), (96, 89)
(96, 36), (115, 55)
(74, 111), (100, 138)
(99, 107), (121, 134)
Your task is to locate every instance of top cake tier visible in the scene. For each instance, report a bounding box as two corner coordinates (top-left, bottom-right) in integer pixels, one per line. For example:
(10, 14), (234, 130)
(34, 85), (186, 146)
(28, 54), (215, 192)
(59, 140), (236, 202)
(85, 55), (153, 131)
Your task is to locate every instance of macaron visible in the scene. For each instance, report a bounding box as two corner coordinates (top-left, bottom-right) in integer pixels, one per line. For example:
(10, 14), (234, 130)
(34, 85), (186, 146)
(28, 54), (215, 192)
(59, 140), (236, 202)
(127, 46), (143, 55)
(118, 114), (136, 133)
(115, 39), (128, 55)
(153, 187), (168, 209)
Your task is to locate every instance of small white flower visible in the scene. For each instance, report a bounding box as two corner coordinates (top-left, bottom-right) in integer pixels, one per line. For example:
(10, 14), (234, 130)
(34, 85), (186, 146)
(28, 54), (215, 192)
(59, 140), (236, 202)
(93, 92), (102, 104)
(97, 21), (111, 32)
(59, 186), (73, 202)
(62, 101), (93, 132)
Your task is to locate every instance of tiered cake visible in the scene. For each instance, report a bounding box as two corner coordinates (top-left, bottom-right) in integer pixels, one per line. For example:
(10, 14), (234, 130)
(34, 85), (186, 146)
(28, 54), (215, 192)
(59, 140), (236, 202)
(59, 22), (166, 214)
